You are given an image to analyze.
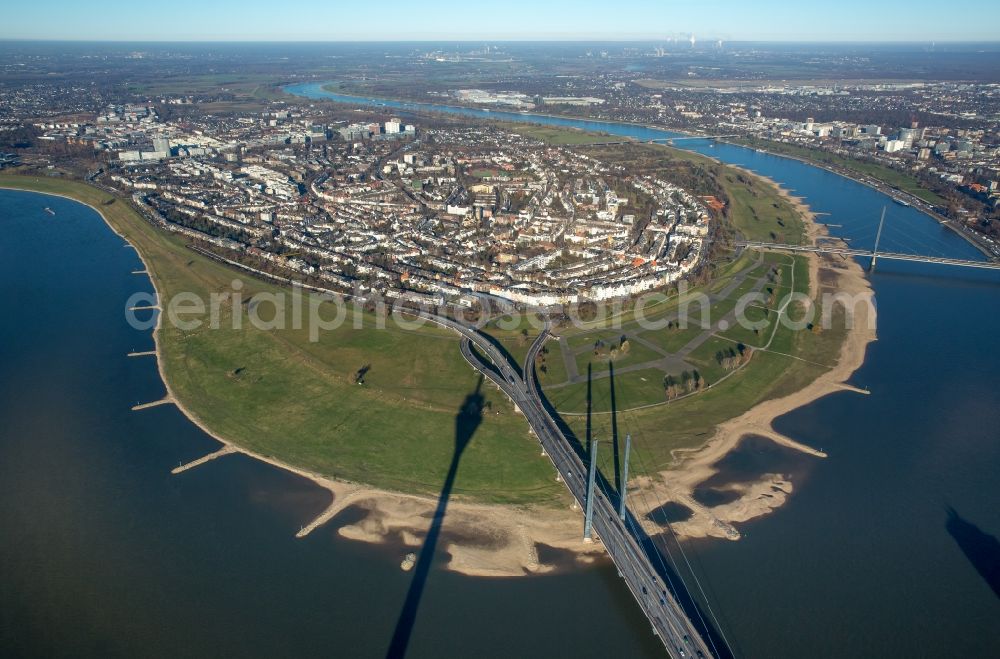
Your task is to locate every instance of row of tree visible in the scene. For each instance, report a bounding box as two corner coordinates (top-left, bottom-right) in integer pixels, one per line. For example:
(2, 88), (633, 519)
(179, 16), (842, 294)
(716, 344), (753, 371)
(664, 369), (704, 400)
(593, 335), (631, 361)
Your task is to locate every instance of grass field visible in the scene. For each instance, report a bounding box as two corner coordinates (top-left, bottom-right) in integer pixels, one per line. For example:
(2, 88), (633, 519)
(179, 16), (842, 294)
(533, 251), (821, 424)
(573, 337), (664, 379)
(129, 73), (285, 99)
(558, 259), (847, 474)
(0, 174), (566, 506)
(511, 124), (613, 145)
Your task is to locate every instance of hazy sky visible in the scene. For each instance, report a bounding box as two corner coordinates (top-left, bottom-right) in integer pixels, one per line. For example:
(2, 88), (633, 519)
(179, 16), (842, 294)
(4, 0), (999, 42)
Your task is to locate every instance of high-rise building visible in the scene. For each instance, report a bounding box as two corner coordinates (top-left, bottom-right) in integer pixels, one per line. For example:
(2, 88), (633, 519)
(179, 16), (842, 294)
(884, 139), (906, 153)
(385, 118), (401, 134)
(898, 128), (917, 145)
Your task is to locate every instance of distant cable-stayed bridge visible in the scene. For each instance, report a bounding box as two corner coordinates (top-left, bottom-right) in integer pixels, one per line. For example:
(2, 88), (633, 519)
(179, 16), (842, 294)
(736, 240), (1000, 270)
(739, 207), (1000, 271)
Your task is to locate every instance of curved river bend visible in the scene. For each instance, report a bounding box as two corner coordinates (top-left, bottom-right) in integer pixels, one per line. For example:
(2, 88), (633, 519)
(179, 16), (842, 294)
(0, 82), (997, 658)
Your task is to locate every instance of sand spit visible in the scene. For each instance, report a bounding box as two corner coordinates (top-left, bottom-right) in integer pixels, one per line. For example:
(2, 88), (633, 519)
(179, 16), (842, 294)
(171, 445), (238, 474)
(326, 490), (605, 577)
(131, 395), (174, 411)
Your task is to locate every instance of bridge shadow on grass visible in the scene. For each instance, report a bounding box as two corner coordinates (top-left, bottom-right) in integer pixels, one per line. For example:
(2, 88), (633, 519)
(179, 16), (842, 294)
(946, 505), (1000, 600)
(385, 375), (485, 659)
(609, 362), (621, 492)
(586, 361), (593, 449)
(536, 365), (586, 459)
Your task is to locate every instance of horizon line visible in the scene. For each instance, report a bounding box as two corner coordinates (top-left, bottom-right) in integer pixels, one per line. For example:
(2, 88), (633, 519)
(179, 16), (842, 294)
(2, 37), (999, 45)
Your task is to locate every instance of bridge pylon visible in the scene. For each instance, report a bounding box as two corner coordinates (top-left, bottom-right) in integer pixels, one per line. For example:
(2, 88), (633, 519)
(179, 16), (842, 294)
(584, 439), (598, 542)
(618, 434), (632, 521)
(870, 206), (886, 272)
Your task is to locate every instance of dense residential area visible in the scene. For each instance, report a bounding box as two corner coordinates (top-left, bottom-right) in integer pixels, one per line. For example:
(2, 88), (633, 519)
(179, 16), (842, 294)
(20, 98), (712, 308)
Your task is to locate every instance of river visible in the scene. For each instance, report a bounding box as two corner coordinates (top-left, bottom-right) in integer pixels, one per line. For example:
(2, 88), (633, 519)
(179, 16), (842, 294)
(2, 81), (999, 658)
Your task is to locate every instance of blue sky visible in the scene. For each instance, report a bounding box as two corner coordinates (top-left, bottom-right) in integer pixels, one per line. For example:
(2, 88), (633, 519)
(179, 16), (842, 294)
(4, 0), (999, 42)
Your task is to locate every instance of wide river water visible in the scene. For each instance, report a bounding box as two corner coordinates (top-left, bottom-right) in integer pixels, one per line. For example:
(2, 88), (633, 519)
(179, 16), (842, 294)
(2, 83), (999, 658)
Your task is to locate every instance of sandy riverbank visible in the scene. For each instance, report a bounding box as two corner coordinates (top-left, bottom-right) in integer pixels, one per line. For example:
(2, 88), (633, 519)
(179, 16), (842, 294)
(630, 179), (877, 540)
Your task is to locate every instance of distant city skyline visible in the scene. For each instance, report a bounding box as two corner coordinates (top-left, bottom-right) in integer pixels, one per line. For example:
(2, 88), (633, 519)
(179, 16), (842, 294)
(4, 0), (1000, 42)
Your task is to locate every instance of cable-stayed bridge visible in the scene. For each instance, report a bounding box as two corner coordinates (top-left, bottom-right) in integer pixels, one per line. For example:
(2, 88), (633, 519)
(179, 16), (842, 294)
(740, 206), (1000, 271)
(736, 240), (1000, 271)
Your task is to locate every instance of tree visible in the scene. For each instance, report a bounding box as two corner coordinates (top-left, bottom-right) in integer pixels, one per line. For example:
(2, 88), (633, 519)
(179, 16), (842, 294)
(663, 374), (679, 400)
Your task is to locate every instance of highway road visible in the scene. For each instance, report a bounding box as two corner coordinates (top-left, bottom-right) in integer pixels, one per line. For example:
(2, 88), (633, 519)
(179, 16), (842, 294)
(414, 311), (715, 658)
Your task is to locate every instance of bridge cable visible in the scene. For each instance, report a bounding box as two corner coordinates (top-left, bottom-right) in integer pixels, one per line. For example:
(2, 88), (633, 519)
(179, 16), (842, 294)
(626, 437), (738, 659)
(884, 226), (952, 259)
(837, 207), (955, 260)
(612, 398), (736, 659)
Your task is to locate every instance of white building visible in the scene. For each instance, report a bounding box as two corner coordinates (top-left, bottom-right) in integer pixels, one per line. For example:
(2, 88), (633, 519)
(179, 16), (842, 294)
(884, 139), (906, 154)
